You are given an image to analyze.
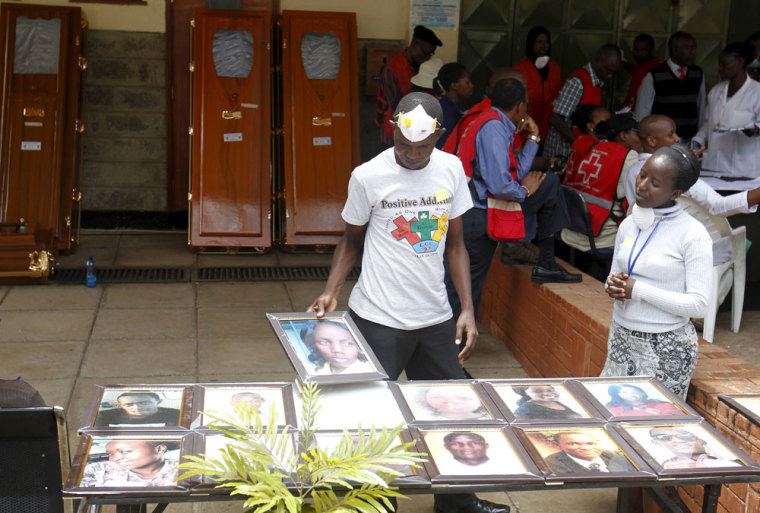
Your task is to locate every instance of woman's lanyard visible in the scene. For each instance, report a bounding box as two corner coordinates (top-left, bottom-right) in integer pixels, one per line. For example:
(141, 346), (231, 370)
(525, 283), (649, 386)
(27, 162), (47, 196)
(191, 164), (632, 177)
(627, 214), (672, 276)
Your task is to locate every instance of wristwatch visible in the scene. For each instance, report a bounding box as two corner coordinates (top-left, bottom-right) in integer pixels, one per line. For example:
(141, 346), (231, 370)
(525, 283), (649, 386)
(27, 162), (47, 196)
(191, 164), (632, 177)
(528, 134), (541, 144)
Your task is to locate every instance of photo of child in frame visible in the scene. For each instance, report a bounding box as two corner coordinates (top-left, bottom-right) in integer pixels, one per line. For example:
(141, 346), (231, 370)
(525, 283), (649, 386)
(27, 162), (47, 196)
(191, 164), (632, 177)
(492, 383), (589, 420)
(79, 437), (181, 487)
(280, 318), (376, 375)
(93, 389), (184, 428)
(399, 383), (493, 421)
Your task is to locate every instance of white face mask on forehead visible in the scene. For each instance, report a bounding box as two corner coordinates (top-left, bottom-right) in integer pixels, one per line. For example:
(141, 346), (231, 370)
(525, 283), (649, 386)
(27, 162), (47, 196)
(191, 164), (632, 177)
(631, 203), (655, 230)
(394, 104), (439, 142)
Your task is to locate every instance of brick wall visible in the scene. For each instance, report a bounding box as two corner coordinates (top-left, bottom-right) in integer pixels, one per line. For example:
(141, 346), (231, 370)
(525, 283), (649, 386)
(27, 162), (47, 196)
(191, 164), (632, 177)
(479, 253), (760, 513)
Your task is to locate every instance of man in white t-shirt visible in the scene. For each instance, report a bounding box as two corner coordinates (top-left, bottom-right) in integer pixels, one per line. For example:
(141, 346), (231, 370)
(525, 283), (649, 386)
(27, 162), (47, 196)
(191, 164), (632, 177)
(309, 93), (509, 513)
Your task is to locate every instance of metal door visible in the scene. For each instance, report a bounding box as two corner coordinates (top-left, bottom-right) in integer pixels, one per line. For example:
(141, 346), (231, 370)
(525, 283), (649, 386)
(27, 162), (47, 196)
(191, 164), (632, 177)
(0, 4), (85, 251)
(280, 10), (359, 246)
(189, 9), (271, 248)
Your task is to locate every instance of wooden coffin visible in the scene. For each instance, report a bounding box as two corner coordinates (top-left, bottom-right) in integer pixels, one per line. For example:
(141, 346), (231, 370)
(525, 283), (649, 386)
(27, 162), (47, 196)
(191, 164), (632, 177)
(0, 224), (55, 284)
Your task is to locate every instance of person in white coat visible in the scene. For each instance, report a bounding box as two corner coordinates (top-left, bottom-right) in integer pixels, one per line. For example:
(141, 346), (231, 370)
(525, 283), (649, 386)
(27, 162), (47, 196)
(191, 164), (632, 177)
(693, 43), (760, 180)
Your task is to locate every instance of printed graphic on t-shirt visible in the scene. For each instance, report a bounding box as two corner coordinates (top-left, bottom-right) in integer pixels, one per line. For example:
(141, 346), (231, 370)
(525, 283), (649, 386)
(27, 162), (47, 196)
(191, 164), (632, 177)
(389, 210), (449, 254)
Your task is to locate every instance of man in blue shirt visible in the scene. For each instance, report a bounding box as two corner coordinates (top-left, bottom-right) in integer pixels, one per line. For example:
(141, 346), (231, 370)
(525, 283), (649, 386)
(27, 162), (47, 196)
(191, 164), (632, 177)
(447, 78), (581, 320)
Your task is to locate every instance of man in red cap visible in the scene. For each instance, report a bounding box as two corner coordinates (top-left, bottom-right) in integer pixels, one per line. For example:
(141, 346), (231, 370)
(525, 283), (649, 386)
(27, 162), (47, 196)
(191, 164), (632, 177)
(376, 25), (443, 146)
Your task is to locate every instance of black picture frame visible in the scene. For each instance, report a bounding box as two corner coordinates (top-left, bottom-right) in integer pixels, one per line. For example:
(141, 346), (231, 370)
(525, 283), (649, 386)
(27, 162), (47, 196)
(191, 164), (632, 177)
(613, 420), (760, 478)
(266, 311), (388, 384)
(513, 424), (655, 482)
(81, 385), (194, 431)
(569, 376), (698, 421)
(190, 382), (297, 429)
(719, 394), (760, 428)
(389, 381), (503, 424)
(405, 424), (542, 484)
(63, 431), (199, 494)
(479, 378), (601, 424)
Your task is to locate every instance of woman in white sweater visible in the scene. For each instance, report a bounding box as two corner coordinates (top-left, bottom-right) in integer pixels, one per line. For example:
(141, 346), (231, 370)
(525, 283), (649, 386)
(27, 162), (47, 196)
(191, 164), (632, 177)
(602, 144), (712, 398)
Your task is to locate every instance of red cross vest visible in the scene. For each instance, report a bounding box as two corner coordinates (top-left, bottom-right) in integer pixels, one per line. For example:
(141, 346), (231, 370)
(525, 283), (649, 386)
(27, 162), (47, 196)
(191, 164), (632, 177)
(375, 52), (415, 141)
(567, 67), (602, 106)
(564, 140), (629, 236)
(565, 134), (598, 176)
(454, 107), (518, 188)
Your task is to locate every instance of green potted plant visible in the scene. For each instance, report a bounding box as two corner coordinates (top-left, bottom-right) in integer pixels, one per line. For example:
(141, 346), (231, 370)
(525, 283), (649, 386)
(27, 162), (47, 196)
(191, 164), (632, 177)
(178, 383), (426, 513)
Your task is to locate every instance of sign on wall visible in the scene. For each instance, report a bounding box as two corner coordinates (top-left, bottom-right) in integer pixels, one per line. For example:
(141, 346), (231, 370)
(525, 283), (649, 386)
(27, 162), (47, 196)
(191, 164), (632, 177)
(410, 0), (458, 29)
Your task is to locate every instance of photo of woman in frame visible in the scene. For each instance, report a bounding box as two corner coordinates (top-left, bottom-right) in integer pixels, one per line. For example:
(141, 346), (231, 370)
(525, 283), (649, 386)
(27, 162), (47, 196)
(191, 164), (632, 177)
(281, 318), (376, 375)
(624, 424), (745, 469)
(493, 383), (588, 420)
(399, 383), (493, 421)
(79, 437), (181, 487)
(582, 381), (685, 417)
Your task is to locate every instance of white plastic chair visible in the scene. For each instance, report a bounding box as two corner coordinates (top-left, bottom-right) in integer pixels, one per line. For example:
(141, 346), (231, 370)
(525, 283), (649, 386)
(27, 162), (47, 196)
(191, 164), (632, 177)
(679, 196), (746, 342)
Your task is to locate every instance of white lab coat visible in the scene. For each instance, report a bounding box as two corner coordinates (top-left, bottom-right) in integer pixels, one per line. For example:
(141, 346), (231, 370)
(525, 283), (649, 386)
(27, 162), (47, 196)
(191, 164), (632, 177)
(693, 76), (760, 178)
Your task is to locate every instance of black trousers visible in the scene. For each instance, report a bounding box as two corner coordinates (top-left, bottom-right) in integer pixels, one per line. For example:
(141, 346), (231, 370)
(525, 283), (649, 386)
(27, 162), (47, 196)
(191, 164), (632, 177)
(349, 312), (477, 512)
(446, 171), (569, 318)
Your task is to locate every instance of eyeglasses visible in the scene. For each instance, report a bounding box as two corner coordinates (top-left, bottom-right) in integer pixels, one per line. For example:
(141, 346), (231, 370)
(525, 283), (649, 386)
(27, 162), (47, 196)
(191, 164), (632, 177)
(651, 432), (697, 442)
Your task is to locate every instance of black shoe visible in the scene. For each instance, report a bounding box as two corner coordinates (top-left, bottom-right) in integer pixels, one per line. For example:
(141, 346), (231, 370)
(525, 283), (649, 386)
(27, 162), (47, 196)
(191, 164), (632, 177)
(434, 498), (510, 513)
(531, 265), (582, 284)
(464, 499), (511, 513)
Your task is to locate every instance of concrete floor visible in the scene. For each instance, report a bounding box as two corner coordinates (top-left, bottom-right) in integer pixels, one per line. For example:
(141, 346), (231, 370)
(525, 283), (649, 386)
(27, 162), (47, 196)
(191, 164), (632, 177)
(0, 230), (753, 513)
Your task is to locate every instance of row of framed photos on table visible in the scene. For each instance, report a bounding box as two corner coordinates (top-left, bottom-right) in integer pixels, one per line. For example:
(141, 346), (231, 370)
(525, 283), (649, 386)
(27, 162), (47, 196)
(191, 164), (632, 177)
(64, 418), (760, 496)
(77, 376), (704, 433)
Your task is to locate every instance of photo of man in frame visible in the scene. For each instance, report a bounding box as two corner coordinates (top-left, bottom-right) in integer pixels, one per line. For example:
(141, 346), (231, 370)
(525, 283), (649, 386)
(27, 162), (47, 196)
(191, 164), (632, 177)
(94, 390), (182, 427)
(199, 387), (287, 426)
(423, 429), (527, 476)
(79, 438), (180, 487)
(281, 319), (376, 376)
(526, 428), (635, 474)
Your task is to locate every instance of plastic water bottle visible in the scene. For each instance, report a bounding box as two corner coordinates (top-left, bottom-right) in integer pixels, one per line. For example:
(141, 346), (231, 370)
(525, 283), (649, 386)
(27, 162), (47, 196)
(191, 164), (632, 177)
(86, 256), (97, 287)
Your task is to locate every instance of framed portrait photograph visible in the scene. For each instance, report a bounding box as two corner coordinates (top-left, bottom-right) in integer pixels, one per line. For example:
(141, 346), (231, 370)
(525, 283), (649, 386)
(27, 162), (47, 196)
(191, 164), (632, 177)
(63, 431), (198, 494)
(266, 311), (388, 384)
(191, 383), (297, 429)
(301, 380), (406, 430)
(614, 421), (760, 478)
(406, 425), (542, 484)
(513, 425), (654, 482)
(82, 385), (193, 431)
(195, 431), (298, 488)
(719, 394), (760, 428)
(569, 377), (697, 421)
(312, 429), (430, 487)
(480, 379), (598, 424)
(390, 381), (502, 424)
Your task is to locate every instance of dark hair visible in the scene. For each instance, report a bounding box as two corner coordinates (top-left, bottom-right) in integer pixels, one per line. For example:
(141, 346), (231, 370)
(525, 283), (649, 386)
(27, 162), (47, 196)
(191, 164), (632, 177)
(511, 385), (560, 406)
(299, 320), (365, 366)
(434, 62), (468, 96)
(118, 392), (160, 402)
(525, 25), (551, 59)
(595, 112), (637, 141)
(490, 78), (526, 111)
(634, 33), (655, 48)
(412, 25), (442, 47)
(443, 431), (486, 446)
(395, 92), (443, 121)
(668, 31), (694, 54)
(605, 384), (666, 411)
(722, 42), (756, 68)
(747, 31), (760, 47)
(653, 143), (700, 191)
(571, 104), (604, 135)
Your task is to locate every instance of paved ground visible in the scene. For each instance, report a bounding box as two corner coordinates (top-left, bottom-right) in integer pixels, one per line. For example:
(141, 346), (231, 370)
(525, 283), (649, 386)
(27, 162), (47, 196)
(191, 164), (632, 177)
(1, 230), (751, 513)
